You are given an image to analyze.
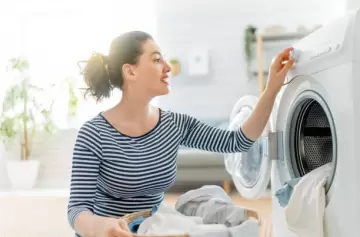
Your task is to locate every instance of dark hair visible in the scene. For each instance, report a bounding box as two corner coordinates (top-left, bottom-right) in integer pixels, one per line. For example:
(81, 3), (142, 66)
(80, 31), (153, 102)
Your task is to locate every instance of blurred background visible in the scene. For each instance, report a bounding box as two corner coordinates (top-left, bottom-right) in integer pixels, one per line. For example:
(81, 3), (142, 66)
(0, 0), (358, 236)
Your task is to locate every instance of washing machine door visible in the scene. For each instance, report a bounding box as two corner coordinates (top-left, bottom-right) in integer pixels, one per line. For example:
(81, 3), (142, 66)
(225, 95), (278, 199)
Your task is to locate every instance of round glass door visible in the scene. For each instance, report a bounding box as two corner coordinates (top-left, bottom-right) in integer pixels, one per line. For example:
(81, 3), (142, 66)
(225, 95), (275, 199)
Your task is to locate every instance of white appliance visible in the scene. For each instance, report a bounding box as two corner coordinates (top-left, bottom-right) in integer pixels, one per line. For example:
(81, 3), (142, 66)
(225, 8), (360, 237)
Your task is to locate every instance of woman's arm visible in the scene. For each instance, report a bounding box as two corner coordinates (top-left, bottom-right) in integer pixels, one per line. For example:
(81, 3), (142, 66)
(240, 88), (277, 141)
(67, 121), (103, 237)
(241, 47), (294, 141)
(171, 112), (254, 153)
(172, 47), (294, 153)
(68, 122), (132, 237)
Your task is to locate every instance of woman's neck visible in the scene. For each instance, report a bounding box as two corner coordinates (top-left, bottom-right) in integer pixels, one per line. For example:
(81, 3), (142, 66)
(116, 93), (154, 122)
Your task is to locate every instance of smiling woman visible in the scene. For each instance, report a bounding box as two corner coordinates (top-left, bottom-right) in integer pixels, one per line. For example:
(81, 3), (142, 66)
(67, 29), (263, 237)
(81, 32), (171, 103)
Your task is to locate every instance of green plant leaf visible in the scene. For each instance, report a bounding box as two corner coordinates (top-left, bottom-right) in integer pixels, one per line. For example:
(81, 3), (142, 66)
(0, 57), (58, 153)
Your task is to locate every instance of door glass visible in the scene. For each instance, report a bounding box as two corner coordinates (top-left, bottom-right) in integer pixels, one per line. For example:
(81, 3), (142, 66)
(226, 106), (268, 188)
(233, 136), (267, 188)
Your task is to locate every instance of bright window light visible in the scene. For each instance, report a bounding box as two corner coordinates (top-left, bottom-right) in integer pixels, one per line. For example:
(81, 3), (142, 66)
(0, 0), (158, 129)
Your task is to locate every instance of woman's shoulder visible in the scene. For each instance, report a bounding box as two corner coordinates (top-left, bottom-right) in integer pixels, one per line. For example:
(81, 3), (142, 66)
(78, 114), (107, 135)
(159, 108), (189, 119)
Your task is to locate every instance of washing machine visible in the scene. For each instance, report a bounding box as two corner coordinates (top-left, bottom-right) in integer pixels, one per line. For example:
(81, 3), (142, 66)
(225, 8), (360, 237)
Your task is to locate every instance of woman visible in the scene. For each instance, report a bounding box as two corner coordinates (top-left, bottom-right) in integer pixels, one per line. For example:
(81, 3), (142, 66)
(67, 31), (294, 237)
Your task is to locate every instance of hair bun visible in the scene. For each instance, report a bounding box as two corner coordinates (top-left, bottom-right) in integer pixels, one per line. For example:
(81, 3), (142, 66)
(91, 52), (109, 65)
(77, 52), (109, 75)
(99, 53), (109, 65)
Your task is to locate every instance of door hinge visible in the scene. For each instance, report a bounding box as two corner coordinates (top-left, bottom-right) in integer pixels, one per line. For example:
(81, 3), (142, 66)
(268, 131), (283, 160)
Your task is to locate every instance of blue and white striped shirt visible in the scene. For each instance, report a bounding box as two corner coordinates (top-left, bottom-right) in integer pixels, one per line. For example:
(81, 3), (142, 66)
(67, 109), (254, 236)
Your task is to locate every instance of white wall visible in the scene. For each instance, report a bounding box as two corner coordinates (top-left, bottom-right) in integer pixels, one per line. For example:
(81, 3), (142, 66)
(347, 0), (360, 10)
(155, 0), (345, 120)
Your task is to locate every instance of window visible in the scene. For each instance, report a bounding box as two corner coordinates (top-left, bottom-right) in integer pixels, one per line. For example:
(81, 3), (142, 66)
(0, 0), (158, 129)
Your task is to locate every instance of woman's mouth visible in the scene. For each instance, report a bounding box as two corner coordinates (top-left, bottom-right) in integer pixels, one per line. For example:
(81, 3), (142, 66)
(161, 75), (169, 85)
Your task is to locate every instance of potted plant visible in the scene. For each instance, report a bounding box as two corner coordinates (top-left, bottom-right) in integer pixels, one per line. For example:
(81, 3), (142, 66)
(244, 25), (257, 79)
(168, 58), (181, 76)
(0, 57), (56, 189)
(65, 76), (79, 128)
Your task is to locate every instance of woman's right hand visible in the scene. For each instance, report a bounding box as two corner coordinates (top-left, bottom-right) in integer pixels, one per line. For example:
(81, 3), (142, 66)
(94, 217), (132, 237)
(266, 47), (294, 96)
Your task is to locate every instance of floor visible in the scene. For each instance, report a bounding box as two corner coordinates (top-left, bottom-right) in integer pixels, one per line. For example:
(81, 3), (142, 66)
(0, 189), (273, 237)
(164, 192), (273, 237)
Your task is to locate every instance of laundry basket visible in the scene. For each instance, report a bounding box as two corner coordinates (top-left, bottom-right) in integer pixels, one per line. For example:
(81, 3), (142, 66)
(121, 209), (189, 237)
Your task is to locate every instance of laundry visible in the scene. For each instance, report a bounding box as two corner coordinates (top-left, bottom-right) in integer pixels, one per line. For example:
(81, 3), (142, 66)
(274, 177), (301, 207)
(136, 202), (259, 237)
(284, 163), (332, 237)
(128, 205), (160, 233)
(175, 185), (248, 227)
(275, 163), (333, 208)
(137, 203), (222, 235)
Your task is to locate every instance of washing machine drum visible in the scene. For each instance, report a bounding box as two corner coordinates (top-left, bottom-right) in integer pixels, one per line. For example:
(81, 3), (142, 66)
(290, 98), (334, 177)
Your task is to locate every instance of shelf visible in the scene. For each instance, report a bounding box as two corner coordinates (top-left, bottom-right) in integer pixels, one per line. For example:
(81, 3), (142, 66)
(251, 32), (310, 43)
(261, 32), (309, 41)
(252, 71), (269, 77)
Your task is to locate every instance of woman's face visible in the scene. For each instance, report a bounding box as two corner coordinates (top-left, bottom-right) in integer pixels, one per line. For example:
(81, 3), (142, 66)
(123, 39), (172, 98)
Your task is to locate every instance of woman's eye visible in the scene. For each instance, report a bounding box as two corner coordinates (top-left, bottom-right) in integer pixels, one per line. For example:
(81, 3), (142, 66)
(155, 58), (161, 63)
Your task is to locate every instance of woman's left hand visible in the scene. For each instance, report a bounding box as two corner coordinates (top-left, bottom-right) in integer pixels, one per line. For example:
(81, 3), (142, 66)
(247, 209), (260, 220)
(266, 47), (294, 95)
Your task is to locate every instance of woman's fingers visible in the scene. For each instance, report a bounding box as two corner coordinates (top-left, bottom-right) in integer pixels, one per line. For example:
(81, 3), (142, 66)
(118, 219), (131, 232)
(272, 47), (293, 67)
(279, 58), (295, 76)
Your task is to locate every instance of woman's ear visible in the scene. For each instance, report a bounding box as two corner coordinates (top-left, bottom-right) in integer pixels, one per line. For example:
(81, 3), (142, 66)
(122, 64), (136, 81)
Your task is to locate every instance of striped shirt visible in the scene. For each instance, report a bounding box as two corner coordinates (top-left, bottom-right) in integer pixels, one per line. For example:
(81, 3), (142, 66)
(67, 109), (254, 236)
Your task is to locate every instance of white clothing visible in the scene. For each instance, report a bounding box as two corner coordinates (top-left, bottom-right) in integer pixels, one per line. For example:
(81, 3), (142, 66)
(137, 203), (228, 236)
(138, 185), (259, 237)
(175, 185), (247, 226)
(285, 163), (332, 237)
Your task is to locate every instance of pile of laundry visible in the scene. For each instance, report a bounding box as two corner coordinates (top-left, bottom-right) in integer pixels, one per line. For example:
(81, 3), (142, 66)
(128, 185), (259, 237)
(274, 163), (333, 237)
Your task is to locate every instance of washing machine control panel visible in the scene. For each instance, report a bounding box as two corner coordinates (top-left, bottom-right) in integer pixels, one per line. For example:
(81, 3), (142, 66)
(309, 43), (342, 61)
(291, 42), (343, 68)
(292, 42), (342, 60)
(289, 9), (358, 75)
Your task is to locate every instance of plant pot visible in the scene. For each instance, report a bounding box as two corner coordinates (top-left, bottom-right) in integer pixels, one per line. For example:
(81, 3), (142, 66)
(170, 63), (181, 76)
(6, 159), (40, 190)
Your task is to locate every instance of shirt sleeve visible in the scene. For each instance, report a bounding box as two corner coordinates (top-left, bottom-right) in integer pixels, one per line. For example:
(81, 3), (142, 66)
(171, 112), (255, 153)
(67, 121), (103, 229)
